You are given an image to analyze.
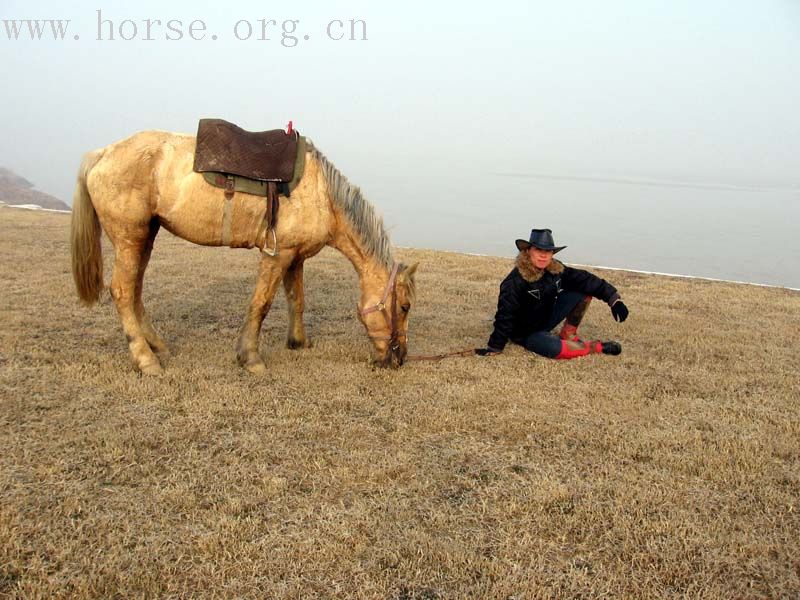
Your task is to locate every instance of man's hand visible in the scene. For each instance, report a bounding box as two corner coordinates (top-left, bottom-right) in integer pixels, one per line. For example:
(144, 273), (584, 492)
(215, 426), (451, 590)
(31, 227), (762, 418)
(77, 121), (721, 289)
(611, 300), (629, 322)
(475, 348), (501, 357)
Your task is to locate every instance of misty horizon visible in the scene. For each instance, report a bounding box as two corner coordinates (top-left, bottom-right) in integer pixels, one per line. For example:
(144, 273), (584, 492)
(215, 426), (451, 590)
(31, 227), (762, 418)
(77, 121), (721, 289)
(2, 0), (798, 286)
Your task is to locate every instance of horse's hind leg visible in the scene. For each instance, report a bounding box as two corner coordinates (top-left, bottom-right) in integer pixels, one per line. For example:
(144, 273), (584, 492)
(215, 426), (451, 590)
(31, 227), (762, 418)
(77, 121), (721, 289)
(135, 219), (168, 356)
(110, 231), (163, 375)
(283, 259), (311, 349)
(237, 252), (295, 375)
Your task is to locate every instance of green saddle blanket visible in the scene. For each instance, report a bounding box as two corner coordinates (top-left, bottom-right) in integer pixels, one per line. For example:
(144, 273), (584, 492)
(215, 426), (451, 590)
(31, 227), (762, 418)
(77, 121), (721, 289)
(201, 135), (307, 198)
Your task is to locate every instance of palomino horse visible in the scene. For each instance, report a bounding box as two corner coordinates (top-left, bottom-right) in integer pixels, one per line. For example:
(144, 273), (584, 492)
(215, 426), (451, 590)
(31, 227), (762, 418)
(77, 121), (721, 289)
(70, 130), (417, 374)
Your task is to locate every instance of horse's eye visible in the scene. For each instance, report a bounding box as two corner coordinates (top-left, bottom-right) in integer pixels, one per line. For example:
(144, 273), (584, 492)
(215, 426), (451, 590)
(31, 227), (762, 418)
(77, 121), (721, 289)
(401, 304), (410, 313)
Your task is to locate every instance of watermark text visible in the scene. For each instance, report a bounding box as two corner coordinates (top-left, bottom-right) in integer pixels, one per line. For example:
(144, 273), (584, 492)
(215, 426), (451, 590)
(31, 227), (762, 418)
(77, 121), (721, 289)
(2, 11), (369, 46)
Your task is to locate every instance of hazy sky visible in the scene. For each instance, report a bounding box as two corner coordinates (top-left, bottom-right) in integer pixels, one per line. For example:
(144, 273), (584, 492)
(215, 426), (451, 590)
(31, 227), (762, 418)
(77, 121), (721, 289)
(2, 1), (799, 241)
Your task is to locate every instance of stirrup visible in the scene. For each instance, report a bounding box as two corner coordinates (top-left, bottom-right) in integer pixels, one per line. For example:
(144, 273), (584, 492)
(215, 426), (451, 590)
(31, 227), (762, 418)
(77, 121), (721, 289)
(261, 228), (279, 257)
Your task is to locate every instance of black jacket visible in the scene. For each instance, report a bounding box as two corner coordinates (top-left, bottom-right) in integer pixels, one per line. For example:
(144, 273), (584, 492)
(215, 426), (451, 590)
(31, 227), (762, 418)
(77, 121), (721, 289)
(487, 253), (619, 351)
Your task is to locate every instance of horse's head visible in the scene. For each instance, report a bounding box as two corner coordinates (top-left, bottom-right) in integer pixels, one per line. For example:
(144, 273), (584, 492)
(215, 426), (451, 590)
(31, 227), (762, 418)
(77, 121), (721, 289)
(359, 262), (418, 368)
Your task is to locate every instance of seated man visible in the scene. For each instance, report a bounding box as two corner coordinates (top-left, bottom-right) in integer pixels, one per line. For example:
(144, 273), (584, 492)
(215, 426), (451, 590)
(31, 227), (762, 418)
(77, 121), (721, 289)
(476, 228), (629, 360)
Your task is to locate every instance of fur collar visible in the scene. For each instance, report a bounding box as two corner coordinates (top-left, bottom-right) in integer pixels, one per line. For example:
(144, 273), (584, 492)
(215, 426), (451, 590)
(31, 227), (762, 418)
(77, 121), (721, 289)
(515, 251), (564, 282)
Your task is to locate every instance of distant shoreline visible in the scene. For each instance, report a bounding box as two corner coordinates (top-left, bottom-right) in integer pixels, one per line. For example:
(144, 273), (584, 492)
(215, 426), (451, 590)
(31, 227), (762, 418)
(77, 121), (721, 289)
(3, 203), (71, 215)
(5, 204), (796, 292)
(401, 245), (800, 293)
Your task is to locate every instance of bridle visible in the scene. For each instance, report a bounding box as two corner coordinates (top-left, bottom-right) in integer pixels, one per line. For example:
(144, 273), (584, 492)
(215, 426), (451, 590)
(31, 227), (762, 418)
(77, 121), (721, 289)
(358, 262), (406, 352)
(356, 263), (476, 364)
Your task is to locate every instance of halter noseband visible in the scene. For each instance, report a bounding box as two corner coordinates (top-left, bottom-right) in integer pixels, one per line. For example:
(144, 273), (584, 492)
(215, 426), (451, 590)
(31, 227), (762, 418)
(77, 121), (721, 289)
(358, 262), (406, 349)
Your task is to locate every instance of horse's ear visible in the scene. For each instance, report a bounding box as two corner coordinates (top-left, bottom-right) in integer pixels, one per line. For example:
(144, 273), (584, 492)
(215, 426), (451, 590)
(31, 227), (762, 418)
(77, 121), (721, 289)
(398, 262), (418, 300)
(400, 262), (419, 281)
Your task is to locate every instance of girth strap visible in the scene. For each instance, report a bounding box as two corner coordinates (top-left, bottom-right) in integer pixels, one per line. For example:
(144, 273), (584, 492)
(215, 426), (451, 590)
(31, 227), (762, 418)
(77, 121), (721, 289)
(261, 182), (280, 256)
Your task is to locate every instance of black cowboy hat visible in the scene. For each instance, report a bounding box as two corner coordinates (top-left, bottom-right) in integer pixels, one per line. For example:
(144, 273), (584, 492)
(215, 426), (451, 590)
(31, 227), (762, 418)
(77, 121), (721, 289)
(515, 228), (567, 253)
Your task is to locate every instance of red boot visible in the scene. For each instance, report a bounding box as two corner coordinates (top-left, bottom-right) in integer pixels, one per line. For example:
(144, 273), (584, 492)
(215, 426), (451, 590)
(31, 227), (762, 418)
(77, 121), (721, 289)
(558, 296), (592, 340)
(555, 338), (621, 359)
(558, 323), (578, 340)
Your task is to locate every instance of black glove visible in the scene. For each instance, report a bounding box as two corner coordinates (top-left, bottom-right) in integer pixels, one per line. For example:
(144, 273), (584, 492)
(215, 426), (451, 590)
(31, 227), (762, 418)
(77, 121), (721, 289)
(475, 348), (501, 356)
(611, 300), (629, 322)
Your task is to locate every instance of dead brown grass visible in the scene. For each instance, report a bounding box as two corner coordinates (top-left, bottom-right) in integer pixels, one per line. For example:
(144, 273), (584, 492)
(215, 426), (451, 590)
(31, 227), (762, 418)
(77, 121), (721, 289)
(1, 207), (798, 599)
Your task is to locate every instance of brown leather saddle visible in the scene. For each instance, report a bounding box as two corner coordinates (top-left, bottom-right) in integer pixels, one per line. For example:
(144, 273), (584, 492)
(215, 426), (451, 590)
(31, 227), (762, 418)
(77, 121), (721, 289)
(194, 118), (298, 181)
(193, 119), (302, 256)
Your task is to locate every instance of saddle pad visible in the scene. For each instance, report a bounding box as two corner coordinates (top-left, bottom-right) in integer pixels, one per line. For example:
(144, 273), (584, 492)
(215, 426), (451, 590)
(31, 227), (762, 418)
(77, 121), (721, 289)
(193, 118), (298, 182)
(201, 136), (307, 197)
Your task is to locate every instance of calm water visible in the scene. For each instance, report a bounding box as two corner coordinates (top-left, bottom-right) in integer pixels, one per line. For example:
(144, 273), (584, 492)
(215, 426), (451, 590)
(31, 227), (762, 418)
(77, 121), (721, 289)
(368, 171), (800, 289)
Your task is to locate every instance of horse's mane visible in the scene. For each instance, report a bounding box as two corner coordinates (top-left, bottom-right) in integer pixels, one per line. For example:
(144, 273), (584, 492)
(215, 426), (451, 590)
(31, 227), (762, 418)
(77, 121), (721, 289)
(309, 141), (394, 269)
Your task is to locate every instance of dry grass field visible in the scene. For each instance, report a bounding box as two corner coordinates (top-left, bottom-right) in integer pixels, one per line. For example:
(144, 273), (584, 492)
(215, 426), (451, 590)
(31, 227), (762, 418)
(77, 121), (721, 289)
(1, 207), (799, 599)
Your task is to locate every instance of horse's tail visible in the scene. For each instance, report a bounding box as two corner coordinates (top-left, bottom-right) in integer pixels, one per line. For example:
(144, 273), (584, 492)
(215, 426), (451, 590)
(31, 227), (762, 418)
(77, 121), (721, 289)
(70, 150), (105, 306)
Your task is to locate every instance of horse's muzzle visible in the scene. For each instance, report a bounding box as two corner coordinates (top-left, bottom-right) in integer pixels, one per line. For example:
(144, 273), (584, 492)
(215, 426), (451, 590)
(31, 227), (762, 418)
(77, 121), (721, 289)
(373, 344), (407, 368)
(392, 344), (407, 368)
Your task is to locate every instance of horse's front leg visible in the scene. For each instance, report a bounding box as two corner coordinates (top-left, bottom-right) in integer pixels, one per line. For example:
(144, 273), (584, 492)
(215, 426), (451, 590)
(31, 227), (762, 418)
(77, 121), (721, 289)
(283, 259), (312, 349)
(236, 253), (294, 374)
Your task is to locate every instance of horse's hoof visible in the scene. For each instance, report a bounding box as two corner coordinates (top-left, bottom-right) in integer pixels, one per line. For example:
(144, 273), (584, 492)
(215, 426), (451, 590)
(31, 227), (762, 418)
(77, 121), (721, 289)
(140, 362), (163, 376)
(244, 360), (268, 375)
(287, 337), (312, 350)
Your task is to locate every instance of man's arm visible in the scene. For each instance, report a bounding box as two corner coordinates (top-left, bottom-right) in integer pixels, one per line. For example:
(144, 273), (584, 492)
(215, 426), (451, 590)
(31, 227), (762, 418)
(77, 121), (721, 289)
(485, 275), (522, 352)
(562, 266), (619, 304)
(562, 266), (629, 321)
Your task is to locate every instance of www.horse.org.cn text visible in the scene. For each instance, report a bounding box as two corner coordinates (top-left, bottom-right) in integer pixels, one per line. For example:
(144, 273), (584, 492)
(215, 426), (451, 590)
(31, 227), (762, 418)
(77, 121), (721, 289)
(2, 11), (368, 46)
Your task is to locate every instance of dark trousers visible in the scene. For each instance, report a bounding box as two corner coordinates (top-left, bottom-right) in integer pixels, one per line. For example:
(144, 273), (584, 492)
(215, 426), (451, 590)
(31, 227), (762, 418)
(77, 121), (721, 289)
(518, 291), (586, 358)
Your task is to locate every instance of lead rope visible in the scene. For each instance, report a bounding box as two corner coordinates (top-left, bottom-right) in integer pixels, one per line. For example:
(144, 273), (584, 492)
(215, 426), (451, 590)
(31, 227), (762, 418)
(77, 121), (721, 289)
(406, 348), (475, 362)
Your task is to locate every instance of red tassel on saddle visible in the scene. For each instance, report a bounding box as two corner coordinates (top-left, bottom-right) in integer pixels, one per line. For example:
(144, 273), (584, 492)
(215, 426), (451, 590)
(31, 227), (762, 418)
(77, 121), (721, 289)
(286, 120), (293, 135)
